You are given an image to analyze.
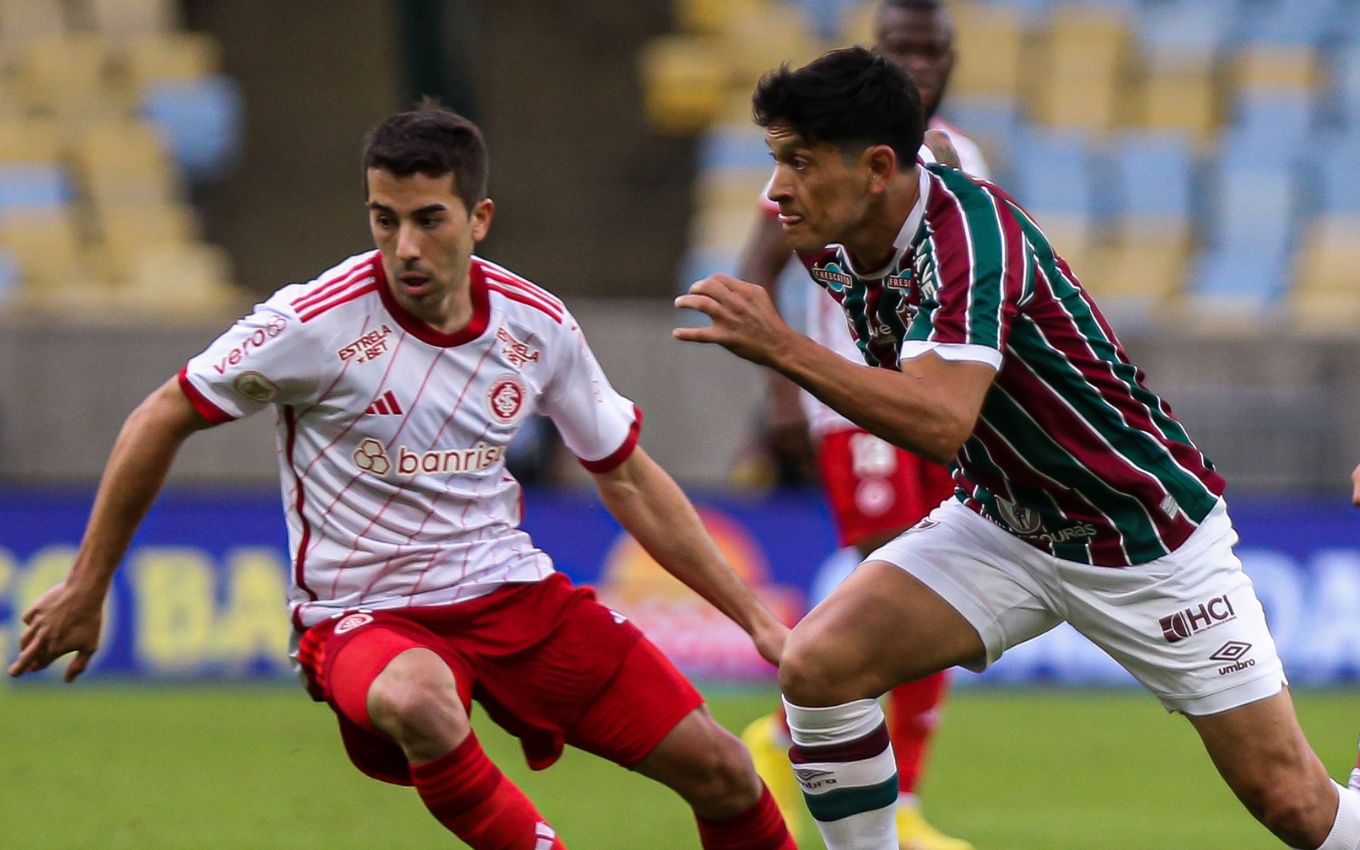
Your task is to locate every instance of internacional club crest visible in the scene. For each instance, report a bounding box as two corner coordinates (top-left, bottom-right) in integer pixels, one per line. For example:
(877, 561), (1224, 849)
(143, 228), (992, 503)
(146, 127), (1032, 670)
(487, 375), (526, 424)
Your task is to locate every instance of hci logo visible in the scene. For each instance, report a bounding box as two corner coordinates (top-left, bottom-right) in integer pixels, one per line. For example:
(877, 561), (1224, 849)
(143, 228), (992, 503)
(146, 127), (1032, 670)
(1160, 595), (1236, 643)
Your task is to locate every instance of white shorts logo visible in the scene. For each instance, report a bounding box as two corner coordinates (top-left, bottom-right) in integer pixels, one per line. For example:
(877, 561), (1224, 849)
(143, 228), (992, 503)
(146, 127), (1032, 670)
(995, 496), (1042, 535)
(334, 612), (374, 635)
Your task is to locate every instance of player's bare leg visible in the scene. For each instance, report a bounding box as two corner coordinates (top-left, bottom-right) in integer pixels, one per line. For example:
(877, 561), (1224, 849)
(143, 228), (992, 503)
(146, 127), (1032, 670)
(778, 561), (984, 850)
(635, 705), (798, 848)
(363, 647), (568, 849)
(1190, 688), (1360, 849)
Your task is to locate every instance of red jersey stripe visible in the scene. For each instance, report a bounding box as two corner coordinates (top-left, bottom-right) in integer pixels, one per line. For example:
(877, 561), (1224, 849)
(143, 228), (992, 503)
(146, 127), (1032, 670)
(478, 259), (565, 311)
(299, 280), (378, 322)
(578, 405), (643, 473)
(176, 365), (235, 423)
(284, 406), (318, 602)
(485, 283), (564, 323)
(291, 257), (376, 311)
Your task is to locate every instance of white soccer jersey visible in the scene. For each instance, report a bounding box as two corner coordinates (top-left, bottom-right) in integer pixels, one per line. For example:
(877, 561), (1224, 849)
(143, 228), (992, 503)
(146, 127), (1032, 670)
(180, 251), (640, 629)
(797, 119), (989, 437)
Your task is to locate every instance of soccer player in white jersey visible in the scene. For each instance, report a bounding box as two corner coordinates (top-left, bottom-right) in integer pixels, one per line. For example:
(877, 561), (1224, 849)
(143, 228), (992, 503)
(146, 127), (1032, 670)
(736, 4), (979, 849)
(9, 107), (799, 850)
(678, 48), (1360, 850)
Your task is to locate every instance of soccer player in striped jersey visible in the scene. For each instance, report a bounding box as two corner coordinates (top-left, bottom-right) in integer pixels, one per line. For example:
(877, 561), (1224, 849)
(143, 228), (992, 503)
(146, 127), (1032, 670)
(10, 106), (798, 850)
(736, 4), (981, 848)
(677, 48), (1360, 850)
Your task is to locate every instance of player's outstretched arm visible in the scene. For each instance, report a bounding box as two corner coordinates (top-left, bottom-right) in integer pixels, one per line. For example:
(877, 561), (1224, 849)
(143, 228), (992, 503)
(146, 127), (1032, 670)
(8, 377), (217, 681)
(590, 447), (788, 666)
(675, 274), (995, 464)
(1351, 463), (1360, 506)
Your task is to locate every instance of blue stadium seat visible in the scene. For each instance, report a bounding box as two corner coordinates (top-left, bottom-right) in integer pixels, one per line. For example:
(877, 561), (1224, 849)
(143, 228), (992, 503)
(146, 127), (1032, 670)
(1209, 165), (1298, 259)
(697, 124), (771, 172)
(138, 75), (244, 183)
(1330, 44), (1360, 129)
(0, 163), (71, 211)
(1109, 130), (1196, 222)
(1010, 128), (1098, 216)
(1189, 245), (1288, 304)
(1220, 91), (1314, 169)
(937, 95), (1022, 180)
(1136, 0), (1240, 63)
(1239, 0), (1347, 47)
(1313, 134), (1360, 213)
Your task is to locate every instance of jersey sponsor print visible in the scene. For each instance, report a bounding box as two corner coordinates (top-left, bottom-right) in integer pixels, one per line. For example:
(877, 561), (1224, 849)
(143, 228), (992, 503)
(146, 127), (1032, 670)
(181, 251), (640, 627)
(798, 165), (1224, 566)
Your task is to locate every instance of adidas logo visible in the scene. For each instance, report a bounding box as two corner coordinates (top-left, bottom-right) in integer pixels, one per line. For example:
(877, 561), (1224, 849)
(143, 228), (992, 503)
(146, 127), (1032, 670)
(364, 390), (404, 416)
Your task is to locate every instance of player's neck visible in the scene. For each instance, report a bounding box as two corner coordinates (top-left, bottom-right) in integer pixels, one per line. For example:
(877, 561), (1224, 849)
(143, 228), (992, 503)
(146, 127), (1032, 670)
(842, 168), (921, 273)
(407, 280), (474, 334)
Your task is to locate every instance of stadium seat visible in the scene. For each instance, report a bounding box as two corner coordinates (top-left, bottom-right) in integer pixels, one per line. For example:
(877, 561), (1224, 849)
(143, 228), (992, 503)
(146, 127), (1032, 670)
(1010, 129), (1099, 218)
(87, 0), (178, 37)
(1186, 246), (1288, 321)
(949, 4), (1026, 100)
(698, 123), (773, 171)
(96, 203), (198, 282)
(0, 162), (71, 212)
(719, 4), (824, 88)
(1138, 65), (1222, 146)
(0, 0), (67, 45)
(836, 0), (877, 45)
(139, 76), (244, 182)
(673, 0), (767, 35)
(1234, 45), (1322, 92)
(18, 34), (125, 121)
(0, 117), (63, 163)
(122, 32), (220, 90)
(1082, 232), (1191, 327)
(76, 120), (183, 208)
(124, 241), (237, 311)
(1314, 134), (1360, 214)
(0, 209), (94, 290)
(1108, 131), (1196, 231)
(638, 35), (729, 133)
(693, 166), (771, 216)
(1135, 0), (1238, 67)
(1209, 165), (1298, 261)
(1291, 214), (1360, 329)
(1239, 0), (1345, 48)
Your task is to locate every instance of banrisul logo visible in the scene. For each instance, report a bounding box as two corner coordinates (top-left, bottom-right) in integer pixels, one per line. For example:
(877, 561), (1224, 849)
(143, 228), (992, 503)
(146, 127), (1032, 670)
(811, 262), (852, 293)
(1159, 595), (1236, 643)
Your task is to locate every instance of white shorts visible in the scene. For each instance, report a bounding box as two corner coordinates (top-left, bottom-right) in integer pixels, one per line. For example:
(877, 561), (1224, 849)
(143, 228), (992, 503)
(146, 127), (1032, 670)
(869, 499), (1286, 715)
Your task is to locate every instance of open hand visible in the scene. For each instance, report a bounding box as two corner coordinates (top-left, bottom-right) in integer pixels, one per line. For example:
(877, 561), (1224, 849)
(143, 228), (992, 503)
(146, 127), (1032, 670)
(673, 274), (794, 367)
(8, 580), (105, 682)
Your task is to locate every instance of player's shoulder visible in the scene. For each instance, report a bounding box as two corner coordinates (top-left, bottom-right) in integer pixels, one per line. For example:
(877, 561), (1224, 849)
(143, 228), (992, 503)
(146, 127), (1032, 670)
(928, 115), (990, 179)
(475, 255), (571, 332)
(271, 250), (383, 324)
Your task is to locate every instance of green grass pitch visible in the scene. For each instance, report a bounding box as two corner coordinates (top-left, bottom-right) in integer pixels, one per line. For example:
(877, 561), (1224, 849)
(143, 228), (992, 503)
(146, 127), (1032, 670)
(2, 684), (1357, 848)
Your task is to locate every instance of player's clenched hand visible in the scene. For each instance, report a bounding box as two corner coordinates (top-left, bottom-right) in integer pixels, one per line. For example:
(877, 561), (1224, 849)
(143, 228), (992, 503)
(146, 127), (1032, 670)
(673, 274), (794, 367)
(1351, 463), (1360, 507)
(8, 580), (105, 682)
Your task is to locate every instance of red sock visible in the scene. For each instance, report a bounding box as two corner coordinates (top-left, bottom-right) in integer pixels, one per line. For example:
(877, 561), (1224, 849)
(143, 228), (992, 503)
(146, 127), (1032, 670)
(411, 733), (566, 849)
(887, 671), (949, 794)
(696, 784), (798, 850)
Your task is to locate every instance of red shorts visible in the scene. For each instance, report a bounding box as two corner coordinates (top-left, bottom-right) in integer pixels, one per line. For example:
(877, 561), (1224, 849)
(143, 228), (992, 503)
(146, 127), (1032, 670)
(817, 427), (956, 548)
(296, 573), (703, 785)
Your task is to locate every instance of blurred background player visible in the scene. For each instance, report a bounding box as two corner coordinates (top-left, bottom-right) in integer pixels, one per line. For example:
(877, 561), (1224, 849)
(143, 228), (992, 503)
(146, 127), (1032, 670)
(736, 2), (982, 848)
(9, 106), (798, 850)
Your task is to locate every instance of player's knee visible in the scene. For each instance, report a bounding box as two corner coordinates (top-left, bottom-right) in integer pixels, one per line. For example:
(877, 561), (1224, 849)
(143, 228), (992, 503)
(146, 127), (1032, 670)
(1238, 774), (1333, 847)
(778, 626), (853, 706)
(366, 652), (467, 758)
(682, 726), (761, 816)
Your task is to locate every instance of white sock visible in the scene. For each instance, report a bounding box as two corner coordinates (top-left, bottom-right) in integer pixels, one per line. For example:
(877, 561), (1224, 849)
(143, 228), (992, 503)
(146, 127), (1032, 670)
(1315, 782), (1360, 850)
(783, 697), (898, 850)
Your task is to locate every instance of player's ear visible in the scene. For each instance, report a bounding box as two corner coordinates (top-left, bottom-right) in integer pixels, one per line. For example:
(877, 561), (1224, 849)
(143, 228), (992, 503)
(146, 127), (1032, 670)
(471, 198), (494, 241)
(863, 144), (897, 192)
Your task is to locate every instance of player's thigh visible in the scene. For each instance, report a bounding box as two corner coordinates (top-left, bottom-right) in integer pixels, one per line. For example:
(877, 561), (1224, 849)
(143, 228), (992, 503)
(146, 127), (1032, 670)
(1059, 501), (1286, 715)
(784, 501), (1062, 701)
(566, 635), (704, 770)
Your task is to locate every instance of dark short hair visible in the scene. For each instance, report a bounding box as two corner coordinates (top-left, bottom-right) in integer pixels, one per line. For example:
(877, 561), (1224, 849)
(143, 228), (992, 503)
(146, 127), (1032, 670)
(752, 46), (924, 169)
(362, 103), (488, 211)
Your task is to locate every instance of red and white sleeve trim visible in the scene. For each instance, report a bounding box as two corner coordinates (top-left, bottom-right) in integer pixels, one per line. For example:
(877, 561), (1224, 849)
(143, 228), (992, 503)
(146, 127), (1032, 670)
(577, 405), (643, 474)
(177, 365), (236, 424)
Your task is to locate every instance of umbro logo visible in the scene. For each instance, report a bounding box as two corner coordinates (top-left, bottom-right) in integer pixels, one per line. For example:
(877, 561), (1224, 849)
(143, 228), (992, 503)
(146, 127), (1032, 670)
(364, 390), (403, 416)
(793, 767), (837, 790)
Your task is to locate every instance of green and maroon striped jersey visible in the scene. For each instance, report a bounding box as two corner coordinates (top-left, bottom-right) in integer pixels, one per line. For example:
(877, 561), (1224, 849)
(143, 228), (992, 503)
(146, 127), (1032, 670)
(797, 164), (1225, 566)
